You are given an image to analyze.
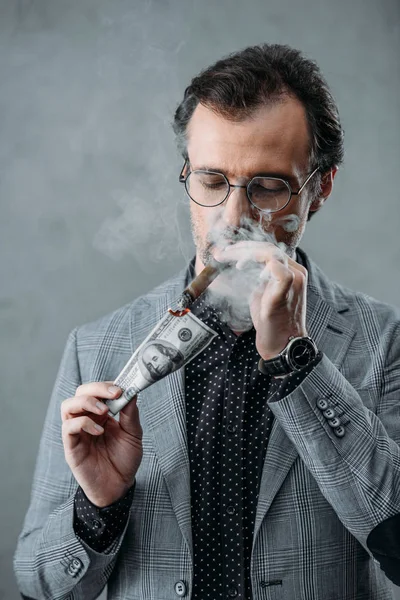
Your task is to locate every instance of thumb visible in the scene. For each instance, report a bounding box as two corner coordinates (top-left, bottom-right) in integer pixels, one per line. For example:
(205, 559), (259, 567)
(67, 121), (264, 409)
(119, 394), (143, 439)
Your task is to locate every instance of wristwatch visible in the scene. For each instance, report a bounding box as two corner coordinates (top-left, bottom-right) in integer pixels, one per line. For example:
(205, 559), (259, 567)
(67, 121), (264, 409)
(258, 336), (318, 377)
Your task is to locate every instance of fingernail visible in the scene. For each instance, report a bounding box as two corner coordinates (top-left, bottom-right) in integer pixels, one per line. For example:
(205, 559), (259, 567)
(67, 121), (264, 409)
(108, 385), (120, 396)
(96, 401), (106, 411)
(94, 424), (104, 432)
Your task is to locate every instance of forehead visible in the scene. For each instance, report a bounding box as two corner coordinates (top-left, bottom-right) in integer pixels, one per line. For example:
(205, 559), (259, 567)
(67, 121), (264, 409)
(186, 97), (311, 177)
(143, 346), (160, 357)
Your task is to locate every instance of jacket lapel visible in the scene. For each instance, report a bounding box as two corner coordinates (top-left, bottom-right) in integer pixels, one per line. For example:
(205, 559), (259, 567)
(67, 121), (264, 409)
(253, 252), (357, 541)
(131, 268), (193, 560)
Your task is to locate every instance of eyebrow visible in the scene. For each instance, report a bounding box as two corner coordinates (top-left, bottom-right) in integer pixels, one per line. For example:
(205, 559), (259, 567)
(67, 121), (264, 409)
(193, 165), (298, 183)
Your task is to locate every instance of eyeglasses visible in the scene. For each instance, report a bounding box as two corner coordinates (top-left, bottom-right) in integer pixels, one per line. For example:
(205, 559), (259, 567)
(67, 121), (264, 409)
(179, 161), (319, 213)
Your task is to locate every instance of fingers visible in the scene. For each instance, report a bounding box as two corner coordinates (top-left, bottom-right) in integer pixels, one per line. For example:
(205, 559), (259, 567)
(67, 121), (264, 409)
(119, 395), (143, 439)
(267, 259), (296, 301)
(61, 394), (110, 422)
(214, 241), (289, 269)
(62, 415), (105, 437)
(75, 381), (122, 400)
(61, 381), (122, 420)
(253, 259), (294, 303)
(216, 241), (307, 278)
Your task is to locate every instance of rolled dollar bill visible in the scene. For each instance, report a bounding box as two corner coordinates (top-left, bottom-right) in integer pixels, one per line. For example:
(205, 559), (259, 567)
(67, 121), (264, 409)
(105, 309), (217, 415)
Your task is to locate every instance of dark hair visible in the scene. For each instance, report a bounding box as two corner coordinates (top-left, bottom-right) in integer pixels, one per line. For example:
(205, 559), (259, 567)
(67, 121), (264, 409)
(173, 44), (344, 219)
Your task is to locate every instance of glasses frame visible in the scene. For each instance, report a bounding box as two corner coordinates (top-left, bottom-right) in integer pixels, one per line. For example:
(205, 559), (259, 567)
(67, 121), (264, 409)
(179, 160), (320, 213)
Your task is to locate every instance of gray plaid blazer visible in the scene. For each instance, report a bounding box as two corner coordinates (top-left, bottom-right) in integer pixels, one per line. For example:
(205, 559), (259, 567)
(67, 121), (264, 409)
(14, 249), (400, 600)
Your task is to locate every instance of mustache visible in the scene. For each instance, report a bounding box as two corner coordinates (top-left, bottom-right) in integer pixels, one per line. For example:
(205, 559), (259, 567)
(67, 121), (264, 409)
(207, 223), (278, 251)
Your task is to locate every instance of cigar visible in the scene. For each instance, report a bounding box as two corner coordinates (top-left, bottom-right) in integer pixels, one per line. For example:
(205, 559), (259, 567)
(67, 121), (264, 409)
(175, 260), (229, 311)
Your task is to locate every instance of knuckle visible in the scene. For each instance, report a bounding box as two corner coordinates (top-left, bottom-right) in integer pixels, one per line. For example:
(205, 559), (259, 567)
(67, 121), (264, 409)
(283, 270), (294, 286)
(296, 271), (307, 286)
(83, 415), (94, 428)
(287, 270), (295, 281)
(61, 420), (70, 436)
(297, 267), (307, 280)
(61, 397), (72, 419)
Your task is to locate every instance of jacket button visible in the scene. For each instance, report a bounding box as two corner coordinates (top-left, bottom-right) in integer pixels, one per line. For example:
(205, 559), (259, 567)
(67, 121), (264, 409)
(174, 580), (187, 597)
(323, 408), (336, 419)
(328, 417), (341, 428)
(334, 425), (345, 437)
(317, 398), (329, 410)
(67, 557), (82, 577)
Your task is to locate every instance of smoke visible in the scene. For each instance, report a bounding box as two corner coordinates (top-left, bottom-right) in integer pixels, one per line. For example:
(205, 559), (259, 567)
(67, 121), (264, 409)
(202, 212), (301, 333)
(93, 172), (302, 334)
(92, 166), (193, 267)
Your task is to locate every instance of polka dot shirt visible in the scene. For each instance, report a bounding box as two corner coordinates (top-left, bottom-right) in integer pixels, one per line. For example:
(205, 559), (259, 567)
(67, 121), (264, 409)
(185, 289), (321, 600)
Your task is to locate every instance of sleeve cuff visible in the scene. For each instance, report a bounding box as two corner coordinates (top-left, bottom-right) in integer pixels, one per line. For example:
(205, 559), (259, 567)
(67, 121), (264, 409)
(73, 483), (135, 552)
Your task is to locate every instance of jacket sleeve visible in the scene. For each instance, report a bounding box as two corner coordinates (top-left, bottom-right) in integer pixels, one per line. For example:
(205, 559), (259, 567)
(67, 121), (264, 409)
(13, 328), (131, 600)
(267, 321), (400, 586)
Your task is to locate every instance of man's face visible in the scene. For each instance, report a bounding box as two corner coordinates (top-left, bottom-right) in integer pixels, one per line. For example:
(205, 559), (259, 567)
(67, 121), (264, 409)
(142, 345), (172, 377)
(186, 97), (334, 272)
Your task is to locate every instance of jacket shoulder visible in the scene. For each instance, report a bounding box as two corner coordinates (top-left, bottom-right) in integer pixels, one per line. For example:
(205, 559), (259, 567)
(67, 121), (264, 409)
(304, 250), (400, 330)
(73, 268), (187, 345)
(329, 278), (400, 328)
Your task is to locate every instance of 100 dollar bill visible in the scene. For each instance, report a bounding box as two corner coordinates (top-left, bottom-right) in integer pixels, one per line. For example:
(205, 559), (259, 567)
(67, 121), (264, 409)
(105, 309), (217, 415)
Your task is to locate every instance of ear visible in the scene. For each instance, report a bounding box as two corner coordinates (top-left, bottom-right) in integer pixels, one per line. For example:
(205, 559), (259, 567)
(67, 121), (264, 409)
(309, 167), (338, 215)
(179, 159), (190, 182)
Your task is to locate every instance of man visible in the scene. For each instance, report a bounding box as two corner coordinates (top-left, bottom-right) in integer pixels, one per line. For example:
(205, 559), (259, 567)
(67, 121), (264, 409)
(14, 44), (400, 600)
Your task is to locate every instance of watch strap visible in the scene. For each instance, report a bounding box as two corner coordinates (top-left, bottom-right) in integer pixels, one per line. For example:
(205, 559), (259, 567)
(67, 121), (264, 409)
(258, 336), (317, 377)
(258, 355), (291, 376)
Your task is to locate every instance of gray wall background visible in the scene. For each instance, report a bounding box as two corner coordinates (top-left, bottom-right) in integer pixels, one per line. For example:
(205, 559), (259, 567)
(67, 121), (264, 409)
(1, 1), (399, 599)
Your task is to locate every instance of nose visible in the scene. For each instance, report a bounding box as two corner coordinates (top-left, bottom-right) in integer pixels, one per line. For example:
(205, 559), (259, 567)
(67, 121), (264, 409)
(221, 185), (252, 228)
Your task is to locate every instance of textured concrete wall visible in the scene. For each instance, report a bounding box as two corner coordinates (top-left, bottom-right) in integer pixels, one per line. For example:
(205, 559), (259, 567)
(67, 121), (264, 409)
(1, 0), (399, 598)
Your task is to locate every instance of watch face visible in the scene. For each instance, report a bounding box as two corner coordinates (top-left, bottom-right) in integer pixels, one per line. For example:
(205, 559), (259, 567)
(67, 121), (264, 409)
(287, 338), (316, 370)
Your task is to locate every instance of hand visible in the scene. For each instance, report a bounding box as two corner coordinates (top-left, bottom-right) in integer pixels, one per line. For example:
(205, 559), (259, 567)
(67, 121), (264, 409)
(61, 382), (143, 507)
(214, 241), (308, 360)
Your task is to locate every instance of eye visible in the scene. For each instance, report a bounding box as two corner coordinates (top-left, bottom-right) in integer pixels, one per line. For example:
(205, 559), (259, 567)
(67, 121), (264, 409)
(195, 172), (227, 189)
(251, 179), (287, 194)
(201, 179), (226, 190)
(203, 181), (226, 190)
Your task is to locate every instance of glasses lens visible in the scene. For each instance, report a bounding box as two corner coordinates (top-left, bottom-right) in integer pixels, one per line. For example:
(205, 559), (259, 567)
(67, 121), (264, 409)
(248, 177), (290, 212)
(186, 171), (229, 206)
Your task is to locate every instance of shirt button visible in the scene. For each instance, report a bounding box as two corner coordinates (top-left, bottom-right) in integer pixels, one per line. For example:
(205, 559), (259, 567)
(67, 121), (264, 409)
(226, 505), (236, 515)
(227, 586), (238, 597)
(226, 423), (237, 434)
(90, 519), (103, 530)
(174, 580), (187, 597)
